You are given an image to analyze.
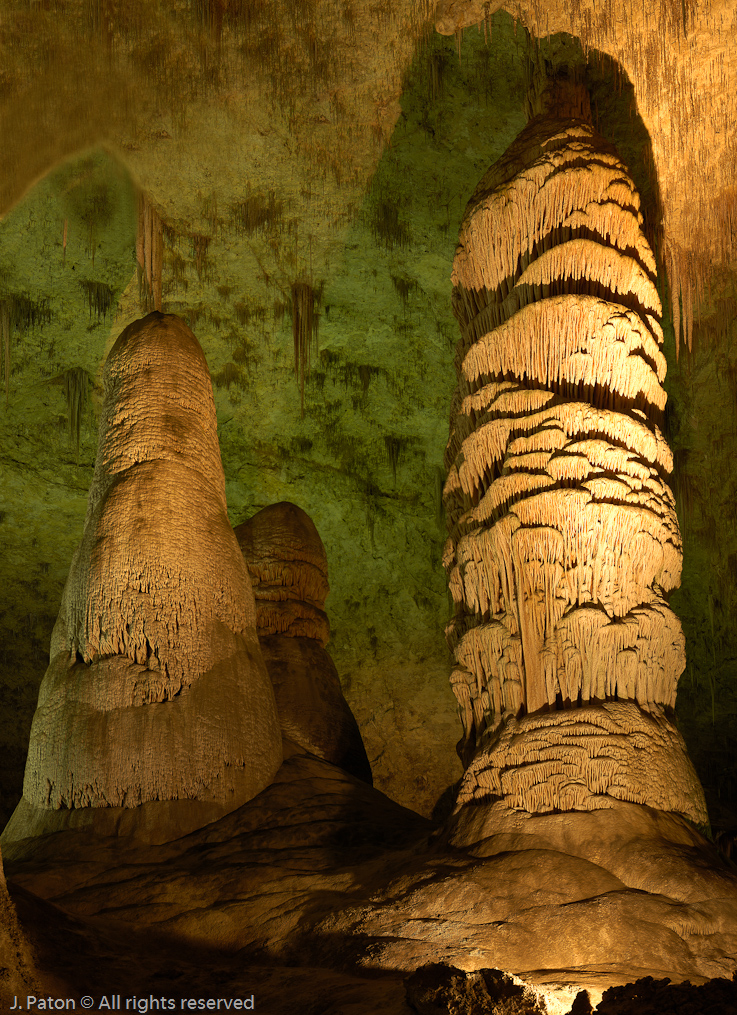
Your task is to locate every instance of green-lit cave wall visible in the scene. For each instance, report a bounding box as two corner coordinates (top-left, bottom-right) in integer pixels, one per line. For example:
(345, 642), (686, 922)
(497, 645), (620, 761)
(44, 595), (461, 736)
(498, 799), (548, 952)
(1, 15), (735, 837)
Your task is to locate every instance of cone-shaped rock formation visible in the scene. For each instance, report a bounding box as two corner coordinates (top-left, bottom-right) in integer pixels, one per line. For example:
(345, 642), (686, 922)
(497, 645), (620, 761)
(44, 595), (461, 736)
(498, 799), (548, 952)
(444, 115), (706, 826)
(236, 502), (372, 785)
(235, 500), (331, 645)
(6, 313), (282, 842)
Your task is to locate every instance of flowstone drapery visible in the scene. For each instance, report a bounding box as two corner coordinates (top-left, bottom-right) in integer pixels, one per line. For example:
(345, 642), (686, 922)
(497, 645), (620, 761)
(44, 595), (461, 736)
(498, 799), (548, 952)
(443, 107), (707, 824)
(2, 293), (736, 1015)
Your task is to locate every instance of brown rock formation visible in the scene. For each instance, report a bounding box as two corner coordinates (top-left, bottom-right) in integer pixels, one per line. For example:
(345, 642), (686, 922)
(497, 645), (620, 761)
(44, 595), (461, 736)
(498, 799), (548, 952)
(404, 963), (547, 1014)
(4, 312), (282, 843)
(237, 502), (372, 785)
(0, 844), (39, 1008)
(260, 635), (373, 785)
(235, 501), (331, 646)
(4, 750), (737, 1010)
(443, 108), (707, 826)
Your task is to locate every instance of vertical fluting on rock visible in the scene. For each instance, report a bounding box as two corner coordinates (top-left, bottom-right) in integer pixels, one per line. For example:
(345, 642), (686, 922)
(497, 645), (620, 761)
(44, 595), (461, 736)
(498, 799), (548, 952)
(291, 281), (319, 418)
(137, 194), (163, 313)
(21, 312), (282, 814)
(444, 110), (690, 780)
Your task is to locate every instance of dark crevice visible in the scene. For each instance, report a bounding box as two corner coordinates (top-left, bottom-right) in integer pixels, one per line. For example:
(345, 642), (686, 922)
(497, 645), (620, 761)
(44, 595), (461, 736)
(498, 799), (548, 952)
(540, 154), (636, 189)
(446, 410), (669, 474)
(450, 395), (658, 440)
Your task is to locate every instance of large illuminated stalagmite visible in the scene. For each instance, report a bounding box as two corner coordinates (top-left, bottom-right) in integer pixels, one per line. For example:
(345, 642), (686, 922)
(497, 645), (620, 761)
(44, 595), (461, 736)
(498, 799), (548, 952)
(444, 105), (708, 824)
(7, 312), (282, 841)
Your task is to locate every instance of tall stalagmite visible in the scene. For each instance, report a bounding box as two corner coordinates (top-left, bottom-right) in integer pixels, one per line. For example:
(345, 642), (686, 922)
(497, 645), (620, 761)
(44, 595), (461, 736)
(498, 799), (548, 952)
(5, 312), (282, 843)
(443, 89), (707, 826)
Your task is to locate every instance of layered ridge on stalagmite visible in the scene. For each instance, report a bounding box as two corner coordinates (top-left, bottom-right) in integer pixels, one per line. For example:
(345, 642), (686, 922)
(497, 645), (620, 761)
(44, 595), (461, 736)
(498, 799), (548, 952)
(444, 117), (706, 824)
(13, 312), (282, 825)
(235, 501), (331, 645)
(236, 502), (373, 785)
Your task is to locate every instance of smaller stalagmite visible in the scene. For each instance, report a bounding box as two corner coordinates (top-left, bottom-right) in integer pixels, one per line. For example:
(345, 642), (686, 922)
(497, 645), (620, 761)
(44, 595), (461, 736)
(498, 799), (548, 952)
(236, 502), (372, 784)
(236, 500), (331, 645)
(4, 312), (282, 845)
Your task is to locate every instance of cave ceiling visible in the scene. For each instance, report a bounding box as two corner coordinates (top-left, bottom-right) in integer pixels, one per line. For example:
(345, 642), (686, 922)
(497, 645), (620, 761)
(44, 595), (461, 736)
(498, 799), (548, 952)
(1, 0), (736, 831)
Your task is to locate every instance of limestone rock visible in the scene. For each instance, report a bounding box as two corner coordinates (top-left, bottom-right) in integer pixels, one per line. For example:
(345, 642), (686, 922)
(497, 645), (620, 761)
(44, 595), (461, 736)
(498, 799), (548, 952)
(404, 963), (547, 1014)
(5, 312), (282, 840)
(236, 501), (331, 645)
(595, 975), (737, 1014)
(4, 751), (737, 1007)
(452, 702), (707, 826)
(0, 844), (39, 1009)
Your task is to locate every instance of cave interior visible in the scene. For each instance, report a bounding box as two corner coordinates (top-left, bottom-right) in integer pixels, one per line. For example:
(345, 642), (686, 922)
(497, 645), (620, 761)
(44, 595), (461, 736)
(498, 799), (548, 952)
(1, 1), (737, 1013)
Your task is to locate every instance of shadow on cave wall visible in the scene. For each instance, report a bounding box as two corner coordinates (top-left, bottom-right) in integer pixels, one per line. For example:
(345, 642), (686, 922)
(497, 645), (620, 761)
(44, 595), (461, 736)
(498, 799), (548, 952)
(0, 151), (138, 829)
(391, 23), (737, 837)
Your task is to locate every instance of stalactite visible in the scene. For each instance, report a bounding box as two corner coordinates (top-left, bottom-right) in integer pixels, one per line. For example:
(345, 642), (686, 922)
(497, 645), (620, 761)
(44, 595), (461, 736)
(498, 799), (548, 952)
(63, 367), (88, 464)
(137, 193), (164, 313)
(665, 236), (697, 357)
(80, 281), (114, 320)
(384, 435), (407, 485)
(0, 295), (52, 407)
(444, 113), (685, 766)
(291, 281), (317, 418)
(1, 301), (9, 408)
(191, 233), (211, 281)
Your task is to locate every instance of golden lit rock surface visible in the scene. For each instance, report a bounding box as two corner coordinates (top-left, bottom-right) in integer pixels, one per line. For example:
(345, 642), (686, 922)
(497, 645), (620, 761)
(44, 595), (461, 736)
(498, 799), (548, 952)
(453, 702), (707, 822)
(3, 751), (737, 1011)
(1, 7), (737, 1007)
(2, 0), (735, 833)
(437, 0), (737, 355)
(443, 116), (700, 815)
(4, 313), (282, 836)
